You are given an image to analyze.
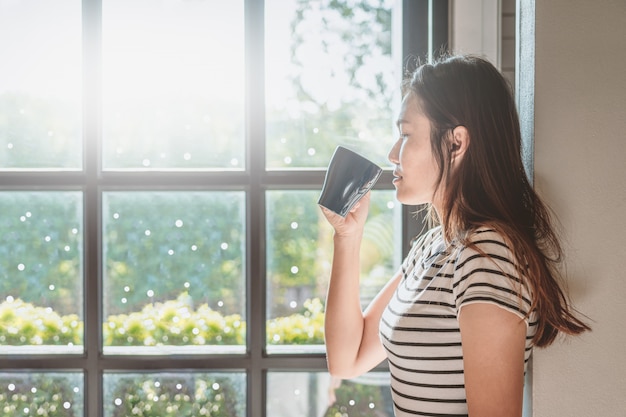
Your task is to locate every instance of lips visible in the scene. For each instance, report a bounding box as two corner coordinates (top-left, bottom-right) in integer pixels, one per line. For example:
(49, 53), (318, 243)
(392, 170), (402, 180)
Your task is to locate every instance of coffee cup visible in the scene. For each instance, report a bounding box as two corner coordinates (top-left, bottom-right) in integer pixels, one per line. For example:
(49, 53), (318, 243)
(318, 146), (383, 217)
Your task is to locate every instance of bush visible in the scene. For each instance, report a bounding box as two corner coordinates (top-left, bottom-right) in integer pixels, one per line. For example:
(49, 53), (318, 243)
(0, 297), (82, 345)
(103, 293), (245, 346)
(266, 298), (325, 345)
(0, 294), (327, 348)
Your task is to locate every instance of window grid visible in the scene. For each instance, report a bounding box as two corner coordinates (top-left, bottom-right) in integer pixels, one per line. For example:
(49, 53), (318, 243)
(0, 1), (448, 416)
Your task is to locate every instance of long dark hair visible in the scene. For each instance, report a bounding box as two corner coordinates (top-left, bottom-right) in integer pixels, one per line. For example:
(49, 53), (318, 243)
(406, 54), (590, 347)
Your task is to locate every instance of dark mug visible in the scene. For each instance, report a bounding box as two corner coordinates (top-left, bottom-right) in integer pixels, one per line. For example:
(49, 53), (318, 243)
(318, 146), (383, 217)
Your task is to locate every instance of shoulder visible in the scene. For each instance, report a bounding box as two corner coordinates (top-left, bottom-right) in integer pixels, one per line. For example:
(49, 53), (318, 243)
(452, 227), (522, 290)
(453, 227), (516, 267)
(451, 227), (533, 319)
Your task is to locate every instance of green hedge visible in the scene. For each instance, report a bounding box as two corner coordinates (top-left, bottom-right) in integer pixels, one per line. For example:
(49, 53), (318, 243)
(104, 293), (246, 346)
(0, 293), (325, 347)
(0, 297), (82, 346)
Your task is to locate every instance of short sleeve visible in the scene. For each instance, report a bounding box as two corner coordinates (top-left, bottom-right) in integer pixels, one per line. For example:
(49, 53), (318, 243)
(452, 229), (533, 323)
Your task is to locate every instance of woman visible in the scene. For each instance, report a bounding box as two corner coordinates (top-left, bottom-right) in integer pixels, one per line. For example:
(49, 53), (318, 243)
(321, 55), (590, 417)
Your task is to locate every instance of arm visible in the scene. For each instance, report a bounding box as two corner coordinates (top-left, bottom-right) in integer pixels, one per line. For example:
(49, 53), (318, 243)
(321, 193), (400, 378)
(459, 303), (527, 417)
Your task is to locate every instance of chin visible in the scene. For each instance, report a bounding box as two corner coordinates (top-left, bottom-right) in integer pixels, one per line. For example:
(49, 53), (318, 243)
(395, 190), (429, 206)
(396, 191), (428, 206)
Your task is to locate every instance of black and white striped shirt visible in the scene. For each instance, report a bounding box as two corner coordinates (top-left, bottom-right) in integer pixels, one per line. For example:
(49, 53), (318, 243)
(379, 226), (536, 416)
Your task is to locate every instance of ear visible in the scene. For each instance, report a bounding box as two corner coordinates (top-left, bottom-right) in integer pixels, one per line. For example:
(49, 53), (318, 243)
(450, 125), (470, 161)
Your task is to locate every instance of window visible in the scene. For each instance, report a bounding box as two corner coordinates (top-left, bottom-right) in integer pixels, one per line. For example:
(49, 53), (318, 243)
(0, 1), (447, 416)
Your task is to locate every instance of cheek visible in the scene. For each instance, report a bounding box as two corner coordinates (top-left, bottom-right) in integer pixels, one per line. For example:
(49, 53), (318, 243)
(401, 144), (437, 179)
(426, 156), (440, 180)
(412, 157), (440, 195)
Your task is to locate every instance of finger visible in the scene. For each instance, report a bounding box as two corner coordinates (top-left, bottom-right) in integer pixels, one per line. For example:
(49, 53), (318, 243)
(319, 205), (332, 215)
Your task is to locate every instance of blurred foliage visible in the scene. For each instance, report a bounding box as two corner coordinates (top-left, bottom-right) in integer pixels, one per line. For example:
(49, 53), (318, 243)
(0, 190), (396, 348)
(102, 191), (245, 317)
(266, 0), (396, 168)
(267, 298), (325, 345)
(104, 293), (245, 346)
(0, 297), (82, 346)
(324, 379), (392, 417)
(0, 373), (83, 417)
(104, 374), (245, 417)
(267, 192), (321, 289)
(0, 370), (391, 417)
(0, 295), (328, 347)
(0, 192), (82, 317)
(290, 0), (393, 104)
(266, 191), (328, 318)
(0, 371), (392, 417)
(267, 190), (397, 319)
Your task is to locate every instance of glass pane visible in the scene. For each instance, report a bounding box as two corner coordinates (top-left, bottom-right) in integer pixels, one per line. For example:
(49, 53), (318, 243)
(0, 0), (82, 170)
(0, 192), (83, 354)
(0, 372), (84, 416)
(102, 0), (245, 170)
(265, 0), (400, 169)
(267, 371), (393, 417)
(102, 191), (246, 354)
(104, 372), (245, 417)
(266, 190), (401, 352)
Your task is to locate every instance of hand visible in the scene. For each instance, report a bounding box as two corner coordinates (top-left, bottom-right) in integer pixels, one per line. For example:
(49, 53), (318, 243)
(320, 192), (371, 238)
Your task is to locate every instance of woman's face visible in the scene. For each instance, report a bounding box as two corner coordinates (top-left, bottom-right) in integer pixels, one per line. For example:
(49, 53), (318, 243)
(388, 93), (440, 206)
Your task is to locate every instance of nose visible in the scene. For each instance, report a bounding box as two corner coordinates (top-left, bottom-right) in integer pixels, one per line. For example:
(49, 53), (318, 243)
(388, 138), (400, 165)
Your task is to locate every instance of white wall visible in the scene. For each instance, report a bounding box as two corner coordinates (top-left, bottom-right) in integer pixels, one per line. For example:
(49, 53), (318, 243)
(449, 0), (516, 87)
(531, 1), (626, 415)
(450, 0), (501, 66)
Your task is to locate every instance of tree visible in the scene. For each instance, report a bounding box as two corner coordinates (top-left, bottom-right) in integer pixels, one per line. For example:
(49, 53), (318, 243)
(266, 0), (397, 169)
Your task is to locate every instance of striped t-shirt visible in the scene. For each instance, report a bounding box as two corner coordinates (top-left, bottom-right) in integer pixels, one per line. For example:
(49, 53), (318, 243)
(379, 226), (536, 416)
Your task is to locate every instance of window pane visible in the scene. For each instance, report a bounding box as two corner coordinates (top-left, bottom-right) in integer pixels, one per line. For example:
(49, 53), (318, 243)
(266, 190), (401, 352)
(102, 0), (245, 170)
(0, 192), (83, 354)
(0, 0), (82, 170)
(265, 0), (399, 169)
(267, 371), (393, 417)
(102, 192), (246, 354)
(103, 372), (245, 417)
(0, 372), (84, 416)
